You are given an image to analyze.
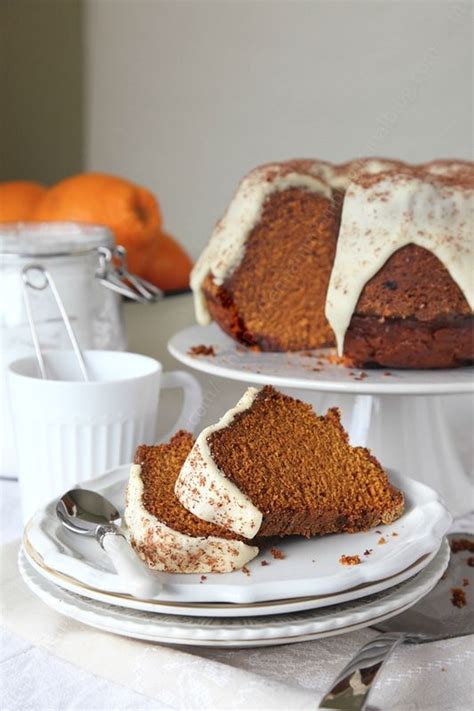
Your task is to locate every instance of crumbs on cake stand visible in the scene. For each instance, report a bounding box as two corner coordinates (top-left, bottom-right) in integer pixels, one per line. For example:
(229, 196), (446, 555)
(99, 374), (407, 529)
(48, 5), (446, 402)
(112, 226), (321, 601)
(241, 565), (250, 576)
(270, 547), (285, 560)
(260, 560), (270, 567)
(200, 575), (207, 583)
(339, 554), (362, 566)
(188, 345), (216, 357)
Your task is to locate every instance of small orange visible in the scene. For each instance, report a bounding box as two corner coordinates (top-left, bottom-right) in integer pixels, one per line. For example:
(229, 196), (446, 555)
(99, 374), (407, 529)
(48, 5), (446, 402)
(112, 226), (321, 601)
(32, 173), (162, 273)
(0, 180), (47, 222)
(142, 231), (193, 292)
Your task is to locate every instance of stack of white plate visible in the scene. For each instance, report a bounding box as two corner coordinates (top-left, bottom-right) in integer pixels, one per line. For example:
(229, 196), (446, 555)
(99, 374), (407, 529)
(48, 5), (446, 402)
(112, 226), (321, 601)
(20, 466), (452, 648)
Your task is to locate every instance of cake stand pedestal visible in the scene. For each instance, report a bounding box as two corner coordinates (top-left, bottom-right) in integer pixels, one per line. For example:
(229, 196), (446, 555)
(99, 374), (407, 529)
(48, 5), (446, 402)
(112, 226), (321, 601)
(168, 324), (474, 518)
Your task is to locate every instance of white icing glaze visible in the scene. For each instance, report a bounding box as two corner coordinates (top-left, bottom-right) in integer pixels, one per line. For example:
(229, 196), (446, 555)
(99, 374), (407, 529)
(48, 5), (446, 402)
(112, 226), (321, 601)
(191, 163), (334, 325)
(326, 171), (474, 354)
(328, 158), (407, 191)
(175, 387), (263, 539)
(125, 464), (258, 573)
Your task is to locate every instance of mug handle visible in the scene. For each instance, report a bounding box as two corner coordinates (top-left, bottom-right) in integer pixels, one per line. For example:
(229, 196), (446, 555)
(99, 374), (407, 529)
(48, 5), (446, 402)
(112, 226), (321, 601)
(158, 371), (203, 442)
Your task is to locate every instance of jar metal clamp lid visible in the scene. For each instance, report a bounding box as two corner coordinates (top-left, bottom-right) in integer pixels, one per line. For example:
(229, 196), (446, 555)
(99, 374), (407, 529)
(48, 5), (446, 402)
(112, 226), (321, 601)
(0, 222), (163, 303)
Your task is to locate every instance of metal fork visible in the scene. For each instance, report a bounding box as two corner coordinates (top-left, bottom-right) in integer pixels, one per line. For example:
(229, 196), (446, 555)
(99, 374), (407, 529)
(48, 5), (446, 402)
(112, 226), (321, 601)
(319, 629), (469, 710)
(320, 532), (473, 710)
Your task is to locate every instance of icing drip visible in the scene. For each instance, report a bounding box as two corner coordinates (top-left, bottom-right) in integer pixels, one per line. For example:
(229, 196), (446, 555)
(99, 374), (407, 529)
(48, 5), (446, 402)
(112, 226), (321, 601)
(175, 387), (263, 539)
(125, 464), (258, 573)
(326, 170), (474, 354)
(191, 162), (334, 325)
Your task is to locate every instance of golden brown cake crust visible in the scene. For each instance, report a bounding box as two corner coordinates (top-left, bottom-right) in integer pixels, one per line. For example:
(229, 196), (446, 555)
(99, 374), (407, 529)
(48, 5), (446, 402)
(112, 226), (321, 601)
(344, 315), (473, 368)
(207, 386), (404, 537)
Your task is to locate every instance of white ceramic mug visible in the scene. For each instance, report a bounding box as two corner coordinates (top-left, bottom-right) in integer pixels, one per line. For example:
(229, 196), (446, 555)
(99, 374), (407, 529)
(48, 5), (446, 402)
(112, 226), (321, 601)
(7, 350), (202, 522)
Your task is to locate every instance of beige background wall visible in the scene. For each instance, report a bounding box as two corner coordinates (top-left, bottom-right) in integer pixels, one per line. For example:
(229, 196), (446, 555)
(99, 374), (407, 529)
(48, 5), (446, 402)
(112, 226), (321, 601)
(84, 0), (473, 259)
(1, 0), (471, 255)
(0, 0), (84, 184)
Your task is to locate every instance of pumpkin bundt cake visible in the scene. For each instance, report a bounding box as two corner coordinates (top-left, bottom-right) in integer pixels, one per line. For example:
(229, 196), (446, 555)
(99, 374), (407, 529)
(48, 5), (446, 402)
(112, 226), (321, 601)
(192, 158), (473, 368)
(125, 431), (258, 573)
(175, 386), (404, 540)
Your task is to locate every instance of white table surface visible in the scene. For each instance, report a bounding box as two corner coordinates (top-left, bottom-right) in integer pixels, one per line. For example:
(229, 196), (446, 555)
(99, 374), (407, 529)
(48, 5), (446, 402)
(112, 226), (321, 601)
(1, 294), (473, 710)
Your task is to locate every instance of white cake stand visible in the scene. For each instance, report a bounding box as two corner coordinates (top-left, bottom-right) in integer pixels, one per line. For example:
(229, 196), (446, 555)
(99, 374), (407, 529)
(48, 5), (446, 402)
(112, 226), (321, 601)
(168, 324), (474, 517)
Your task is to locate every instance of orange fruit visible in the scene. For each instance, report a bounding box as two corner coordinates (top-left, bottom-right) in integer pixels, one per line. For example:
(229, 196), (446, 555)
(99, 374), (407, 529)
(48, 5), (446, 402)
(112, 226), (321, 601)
(32, 173), (162, 274)
(0, 180), (47, 221)
(142, 231), (193, 291)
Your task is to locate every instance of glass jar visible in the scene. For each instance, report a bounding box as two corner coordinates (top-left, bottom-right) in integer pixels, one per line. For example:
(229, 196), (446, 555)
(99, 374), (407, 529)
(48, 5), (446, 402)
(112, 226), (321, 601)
(0, 222), (160, 473)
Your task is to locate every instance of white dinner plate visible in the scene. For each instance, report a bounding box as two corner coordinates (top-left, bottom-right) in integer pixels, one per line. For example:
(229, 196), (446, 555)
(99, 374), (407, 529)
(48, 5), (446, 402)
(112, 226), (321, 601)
(23, 539), (439, 619)
(168, 324), (474, 395)
(24, 466), (451, 611)
(18, 540), (449, 647)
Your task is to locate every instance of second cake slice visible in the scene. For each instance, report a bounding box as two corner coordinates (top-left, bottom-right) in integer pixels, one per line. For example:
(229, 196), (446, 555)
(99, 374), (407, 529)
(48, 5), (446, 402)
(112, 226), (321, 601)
(175, 386), (404, 539)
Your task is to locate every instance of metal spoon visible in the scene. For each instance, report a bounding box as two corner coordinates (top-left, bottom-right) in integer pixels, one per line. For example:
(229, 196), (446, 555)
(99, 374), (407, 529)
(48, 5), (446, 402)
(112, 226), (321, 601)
(56, 489), (160, 598)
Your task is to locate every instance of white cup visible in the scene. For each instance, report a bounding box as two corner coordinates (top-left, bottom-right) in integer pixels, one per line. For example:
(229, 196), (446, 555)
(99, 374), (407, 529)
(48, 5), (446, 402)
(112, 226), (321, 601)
(7, 350), (202, 522)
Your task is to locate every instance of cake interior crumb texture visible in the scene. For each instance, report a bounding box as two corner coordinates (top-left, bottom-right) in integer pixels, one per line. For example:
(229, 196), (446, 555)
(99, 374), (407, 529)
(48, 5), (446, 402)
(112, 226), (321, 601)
(136, 431), (242, 541)
(208, 386), (404, 537)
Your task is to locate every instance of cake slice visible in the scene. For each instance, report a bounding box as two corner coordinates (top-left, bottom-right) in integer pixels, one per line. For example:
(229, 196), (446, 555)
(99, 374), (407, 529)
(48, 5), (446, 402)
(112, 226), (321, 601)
(124, 431), (258, 573)
(175, 386), (404, 539)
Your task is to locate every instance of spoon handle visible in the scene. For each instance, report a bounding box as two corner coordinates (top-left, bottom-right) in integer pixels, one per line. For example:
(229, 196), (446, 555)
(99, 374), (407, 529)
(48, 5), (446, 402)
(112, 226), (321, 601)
(100, 530), (160, 599)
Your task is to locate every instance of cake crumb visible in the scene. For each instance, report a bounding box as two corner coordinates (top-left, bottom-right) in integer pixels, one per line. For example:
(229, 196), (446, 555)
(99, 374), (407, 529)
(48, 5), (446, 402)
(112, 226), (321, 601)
(441, 668), (447, 672)
(260, 560), (269, 567)
(378, 537), (387, 545)
(391, 532), (399, 537)
(200, 575), (207, 583)
(462, 578), (469, 587)
(451, 587), (467, 608)
(363, 549), (373, 556)
(242, 566), (250, 576)
(383, 371), (392, 377)
(188, 345), (216, 357)
(326, 353), (353, 367)
(467, 557), (474, 567)
(354, 371), (368, 381)
(375, 530), (382, 535)
(340, 554), (362, 566)
(311, 367), (322, 372)
(270, 547), (285, 560)
(450, 538), (474, 553)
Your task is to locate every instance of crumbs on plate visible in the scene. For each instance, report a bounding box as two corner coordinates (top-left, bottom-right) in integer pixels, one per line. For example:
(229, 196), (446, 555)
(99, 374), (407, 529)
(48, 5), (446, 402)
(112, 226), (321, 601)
(339, 554), (362, 566)
(242, 566), (250, 576)
(270, 547), (285, 560)
(363, 549), (373, 557)
(378, 537), (387, 545)
(188, 345), (216, 357)
(260, 560), (269, 567)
